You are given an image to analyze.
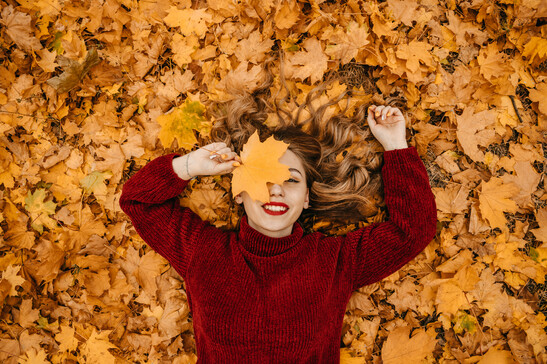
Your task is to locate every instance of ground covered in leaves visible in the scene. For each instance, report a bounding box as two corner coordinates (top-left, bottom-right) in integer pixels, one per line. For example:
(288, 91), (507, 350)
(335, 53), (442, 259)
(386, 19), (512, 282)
(0, 0), (547, 363)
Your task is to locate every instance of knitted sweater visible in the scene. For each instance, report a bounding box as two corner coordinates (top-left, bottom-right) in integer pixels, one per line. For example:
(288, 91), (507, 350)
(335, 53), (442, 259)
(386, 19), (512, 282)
(119, 146), (437, 363)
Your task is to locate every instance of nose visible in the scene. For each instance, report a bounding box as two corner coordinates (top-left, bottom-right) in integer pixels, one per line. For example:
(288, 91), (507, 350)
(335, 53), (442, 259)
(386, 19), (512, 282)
(267, 182), (284, 196)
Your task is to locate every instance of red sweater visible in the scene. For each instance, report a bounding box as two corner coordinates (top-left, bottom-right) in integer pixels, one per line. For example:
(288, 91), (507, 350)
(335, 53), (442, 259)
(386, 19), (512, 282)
(119, 146), (437, 363)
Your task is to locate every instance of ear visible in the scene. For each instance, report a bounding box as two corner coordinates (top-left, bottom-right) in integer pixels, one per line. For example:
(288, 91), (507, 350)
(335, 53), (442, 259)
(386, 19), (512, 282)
(303, 188), (310, 209)
(235, 194), (243, 204)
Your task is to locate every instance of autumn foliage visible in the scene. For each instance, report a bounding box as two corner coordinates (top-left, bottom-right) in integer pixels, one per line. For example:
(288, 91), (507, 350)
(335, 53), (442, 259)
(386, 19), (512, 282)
(0, 0), (546, 363)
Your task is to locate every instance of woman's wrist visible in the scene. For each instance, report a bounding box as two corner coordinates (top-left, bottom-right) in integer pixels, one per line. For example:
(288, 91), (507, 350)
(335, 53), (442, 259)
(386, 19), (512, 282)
(383, 141), (409, 151)
(172, 153), (195, 180)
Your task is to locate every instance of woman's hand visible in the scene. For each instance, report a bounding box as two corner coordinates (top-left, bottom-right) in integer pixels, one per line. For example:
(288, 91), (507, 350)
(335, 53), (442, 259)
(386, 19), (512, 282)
(367, 105), (408, 151)
(173, 142), (241, 180)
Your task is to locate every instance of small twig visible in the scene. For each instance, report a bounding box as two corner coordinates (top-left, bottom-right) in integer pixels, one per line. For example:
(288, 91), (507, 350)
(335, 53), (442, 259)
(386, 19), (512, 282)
(509, 95), (524, 123)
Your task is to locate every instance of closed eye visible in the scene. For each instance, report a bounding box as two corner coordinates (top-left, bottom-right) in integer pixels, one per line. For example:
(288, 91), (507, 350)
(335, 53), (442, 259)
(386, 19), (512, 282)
(285, 178), (299, 183)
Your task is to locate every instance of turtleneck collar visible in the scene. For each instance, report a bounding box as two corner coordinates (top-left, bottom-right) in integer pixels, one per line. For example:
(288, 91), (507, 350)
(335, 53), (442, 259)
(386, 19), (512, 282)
(238, 216), (304, 257)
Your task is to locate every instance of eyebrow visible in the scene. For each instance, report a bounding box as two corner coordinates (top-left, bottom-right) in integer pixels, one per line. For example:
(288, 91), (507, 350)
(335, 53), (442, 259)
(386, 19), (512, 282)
(289, 168), (303, 176)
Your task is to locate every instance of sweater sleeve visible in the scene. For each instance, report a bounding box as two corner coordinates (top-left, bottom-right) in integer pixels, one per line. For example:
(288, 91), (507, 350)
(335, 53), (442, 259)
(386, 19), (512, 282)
(119, 153), (218, 280)
(347, 146), (437, 291)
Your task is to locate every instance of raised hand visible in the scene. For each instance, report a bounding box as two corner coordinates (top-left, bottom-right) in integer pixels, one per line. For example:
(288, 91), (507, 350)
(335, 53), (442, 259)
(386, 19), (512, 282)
(367, 105), (409, 151)
(173, 142), (241, 180)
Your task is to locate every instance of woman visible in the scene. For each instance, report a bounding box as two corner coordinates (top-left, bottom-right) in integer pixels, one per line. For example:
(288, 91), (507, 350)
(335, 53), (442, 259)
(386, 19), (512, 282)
(119, 81), (437, 362)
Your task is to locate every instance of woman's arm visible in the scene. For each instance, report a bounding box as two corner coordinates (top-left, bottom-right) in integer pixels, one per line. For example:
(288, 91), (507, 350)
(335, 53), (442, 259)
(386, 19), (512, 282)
(347, 146), (437, 291)
(346, 106), (437, 291)
(119, 143), (239, 279)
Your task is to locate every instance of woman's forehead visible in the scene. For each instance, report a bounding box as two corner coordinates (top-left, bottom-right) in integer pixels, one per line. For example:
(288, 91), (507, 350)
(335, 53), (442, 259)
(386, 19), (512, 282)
(280, 150), (305, 175)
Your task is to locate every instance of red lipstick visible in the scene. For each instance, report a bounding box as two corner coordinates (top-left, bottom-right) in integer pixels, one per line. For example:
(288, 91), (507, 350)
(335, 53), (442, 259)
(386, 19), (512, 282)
(262, 202), (289, 215)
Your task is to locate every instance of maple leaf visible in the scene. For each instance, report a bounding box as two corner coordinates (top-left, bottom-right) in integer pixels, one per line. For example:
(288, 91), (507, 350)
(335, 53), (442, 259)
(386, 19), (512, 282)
(284, 37), (328, 84)
(3, 220), (35, 250)
(478, 177), (519, 230)
(18, 299), (40, 328)
(528, 82), (547, 116)
(274, 1), (301, 29)
(476, 347), (515, 363)
(164, 7), (212, 38)
(0, 5), (43, 51)
(55, 324), (79, 353)
(324, 21), (370, 65)
(395, 40), (434, 73)
(181, 187), (225, 222)
(171, 33), (199, 67)
(455, 108), (497, 163)
(235, 30), (275, 64)
(1, 265), (25, 296)
(18, 347), (49, 364)
(80, 170), (114, 205)
(36, 48), (58, 73)
(156, 98), (211, 150)
(80, 329), (117, 364)
(18, 0), (62, 17)
(231, 131), (291, 203)
(214, 61), (269, 99)
(522, 36), (547, 64)
(47, 48), (100, 93)
(452, 310), (478, 335)
(381, 325), (437, 364)
(529, 207), (547, 243)
(477, 43), (514, 82)
(435, 280), (471, 316)
(24, 188), (57, 234)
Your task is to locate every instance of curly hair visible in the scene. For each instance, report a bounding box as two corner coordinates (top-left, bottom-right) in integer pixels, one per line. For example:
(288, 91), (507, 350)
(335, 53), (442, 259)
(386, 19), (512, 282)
(207, 61), (385, 222)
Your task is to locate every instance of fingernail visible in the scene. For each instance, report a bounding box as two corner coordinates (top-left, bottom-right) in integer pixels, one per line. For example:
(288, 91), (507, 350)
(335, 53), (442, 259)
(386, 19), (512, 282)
(382, 114), (385, 120)
(210, 150), (215, 155)
(232, 161), (241, 167)
(209, 155), (217, 160)
(221, 154), (227, 159)
(376, 112), (380, 116)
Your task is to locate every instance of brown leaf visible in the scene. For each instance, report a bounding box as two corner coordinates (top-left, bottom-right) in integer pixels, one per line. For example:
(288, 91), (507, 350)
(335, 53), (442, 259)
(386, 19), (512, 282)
(0, 6), (42, 51)
(47, 48), (100, 93)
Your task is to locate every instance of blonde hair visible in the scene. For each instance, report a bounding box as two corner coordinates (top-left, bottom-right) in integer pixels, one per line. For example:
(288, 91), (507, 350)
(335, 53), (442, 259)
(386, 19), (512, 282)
(207, 63), (384, 224)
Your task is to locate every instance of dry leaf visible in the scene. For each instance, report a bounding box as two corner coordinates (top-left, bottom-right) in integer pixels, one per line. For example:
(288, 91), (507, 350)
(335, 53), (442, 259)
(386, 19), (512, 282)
(231, 131), (291, 203)
(47, 48), (100, 93)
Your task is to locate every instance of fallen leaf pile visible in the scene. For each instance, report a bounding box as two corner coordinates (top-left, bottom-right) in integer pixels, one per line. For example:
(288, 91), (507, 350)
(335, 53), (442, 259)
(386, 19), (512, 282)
(0, 0), (546, 363)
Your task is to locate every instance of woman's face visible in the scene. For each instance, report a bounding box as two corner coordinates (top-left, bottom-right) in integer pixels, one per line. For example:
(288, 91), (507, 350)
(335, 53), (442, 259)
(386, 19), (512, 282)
(235, 149), (309, 238)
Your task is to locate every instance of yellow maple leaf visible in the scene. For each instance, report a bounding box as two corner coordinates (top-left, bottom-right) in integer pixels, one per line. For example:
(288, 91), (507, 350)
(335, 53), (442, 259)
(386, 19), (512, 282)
(156, 98), (211, 150)
(18, 347), (49, 364)
(381, 325), (437, 364)
(80, 329), (117, 364)
(395, 40), (434, 73)
(55, 324), (79, 353)
(528, 81), (547, 116)
(231, 131), (291, 203)
(340, 348), (366, 364)
(478, 177), (519, 230)
(530, 207), (547, 243)
(24, 188), (58, 234)
(163, 7), (212, 38)
(284, 37), (328, 84)
(1, 264), (25, 296)
(455, 108), (497, 163)
(522, 36), (547, 64)
(80, 170), (113, 198)
(475, 346), (515, 363)
(435, 280), (471, 316)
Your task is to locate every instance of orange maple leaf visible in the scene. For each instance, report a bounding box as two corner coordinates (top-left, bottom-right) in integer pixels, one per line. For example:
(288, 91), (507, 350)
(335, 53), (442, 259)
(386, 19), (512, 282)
(231, 131), (291, 203)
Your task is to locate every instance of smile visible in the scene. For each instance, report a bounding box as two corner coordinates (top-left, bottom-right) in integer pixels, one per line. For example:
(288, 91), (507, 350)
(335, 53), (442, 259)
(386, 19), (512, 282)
(262, 202), (289, 215)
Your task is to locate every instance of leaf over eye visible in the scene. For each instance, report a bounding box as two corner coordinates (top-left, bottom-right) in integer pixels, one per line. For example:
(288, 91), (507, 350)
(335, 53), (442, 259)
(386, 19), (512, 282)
(231, 131), (291, 203)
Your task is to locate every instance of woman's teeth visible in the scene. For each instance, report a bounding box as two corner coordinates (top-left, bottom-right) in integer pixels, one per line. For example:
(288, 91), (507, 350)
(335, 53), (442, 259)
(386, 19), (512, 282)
(264, 205), (287, 212)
